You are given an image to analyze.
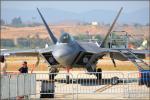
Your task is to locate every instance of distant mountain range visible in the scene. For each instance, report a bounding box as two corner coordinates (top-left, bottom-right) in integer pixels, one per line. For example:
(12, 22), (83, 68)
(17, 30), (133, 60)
(1, 7), (149, 25)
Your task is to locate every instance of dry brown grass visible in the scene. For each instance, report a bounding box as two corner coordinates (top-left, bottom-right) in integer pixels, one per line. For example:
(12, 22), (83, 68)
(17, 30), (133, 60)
(4, 56), (149, 72)
(1, 25), (149, 40)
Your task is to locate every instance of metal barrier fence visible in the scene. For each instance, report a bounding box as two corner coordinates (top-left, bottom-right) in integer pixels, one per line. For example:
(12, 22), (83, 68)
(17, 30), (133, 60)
(30, 73), (74, 99)
(1, 74), (36, 99)
(1, 71), (150, 99)
(76, 72), (125, 99)
(125, 72), (150, 99)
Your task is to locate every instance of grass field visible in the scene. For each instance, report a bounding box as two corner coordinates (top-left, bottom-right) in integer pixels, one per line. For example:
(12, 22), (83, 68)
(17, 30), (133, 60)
(3, 56), (149, 72)
(1, 25), (149, 40)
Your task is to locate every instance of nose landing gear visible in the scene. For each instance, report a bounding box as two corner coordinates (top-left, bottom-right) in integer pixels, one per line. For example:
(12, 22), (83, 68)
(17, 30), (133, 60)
(40, 67), (59, 98)
(49, 67), (59, 80)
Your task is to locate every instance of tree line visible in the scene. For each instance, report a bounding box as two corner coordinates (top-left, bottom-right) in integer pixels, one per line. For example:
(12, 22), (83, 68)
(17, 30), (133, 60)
(1, 38), (51, 49)
(1, 17), (42, 27)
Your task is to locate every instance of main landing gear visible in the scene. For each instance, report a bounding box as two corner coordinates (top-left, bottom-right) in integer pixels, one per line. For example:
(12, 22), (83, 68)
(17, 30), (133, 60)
(95, 68), (102, 80)
(66, 66), (71, 84)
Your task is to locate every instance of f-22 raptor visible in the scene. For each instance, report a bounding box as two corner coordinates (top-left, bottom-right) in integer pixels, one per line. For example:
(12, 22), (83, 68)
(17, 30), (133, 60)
(1, 7), (149, 79)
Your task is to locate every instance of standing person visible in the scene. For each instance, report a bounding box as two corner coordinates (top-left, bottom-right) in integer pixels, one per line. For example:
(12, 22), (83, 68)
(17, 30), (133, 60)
(18, 61), (28, 73)
(0, 56), (7, 75)
(17, 61), (29, 100)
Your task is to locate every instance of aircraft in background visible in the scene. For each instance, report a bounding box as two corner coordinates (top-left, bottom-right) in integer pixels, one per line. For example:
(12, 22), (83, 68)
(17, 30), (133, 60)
(1, 7), (149, 79)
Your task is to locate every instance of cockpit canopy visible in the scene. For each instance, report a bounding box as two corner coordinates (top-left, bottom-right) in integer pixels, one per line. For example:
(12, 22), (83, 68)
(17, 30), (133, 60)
(59, 32), (74, 43)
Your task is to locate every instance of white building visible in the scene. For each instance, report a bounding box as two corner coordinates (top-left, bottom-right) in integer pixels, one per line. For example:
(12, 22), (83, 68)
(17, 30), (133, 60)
(91, 21), (98, 26)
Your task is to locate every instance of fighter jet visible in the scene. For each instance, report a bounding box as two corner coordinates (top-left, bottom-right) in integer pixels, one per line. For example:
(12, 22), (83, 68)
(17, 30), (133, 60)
(1, 7), (149, 79)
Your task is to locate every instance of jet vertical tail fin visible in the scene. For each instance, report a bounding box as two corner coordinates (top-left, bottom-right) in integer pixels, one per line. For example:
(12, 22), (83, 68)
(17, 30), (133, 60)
(37, 8), (57, 44)
(100, 7), (123, 48)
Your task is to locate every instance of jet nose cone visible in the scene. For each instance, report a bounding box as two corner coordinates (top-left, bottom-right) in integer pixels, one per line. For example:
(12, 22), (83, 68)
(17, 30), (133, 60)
(52, 47), (74, 65)
(52, 50), (68, 59)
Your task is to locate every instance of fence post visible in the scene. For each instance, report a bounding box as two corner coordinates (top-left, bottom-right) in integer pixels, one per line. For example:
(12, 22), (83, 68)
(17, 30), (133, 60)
(16, 74), (19, 99)
(76, 73), (79, 100)
(71, 73), (74, 100)
(127, 72), (129, 99)
(8, 75), (10, 100)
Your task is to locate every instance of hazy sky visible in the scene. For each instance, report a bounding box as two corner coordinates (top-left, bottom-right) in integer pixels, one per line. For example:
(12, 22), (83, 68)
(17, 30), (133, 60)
(2, 1), (149, 13)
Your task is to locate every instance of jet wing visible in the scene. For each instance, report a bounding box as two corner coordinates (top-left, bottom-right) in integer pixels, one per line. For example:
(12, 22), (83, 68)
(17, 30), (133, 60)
(78, 41), (149, 54)
(128, 49), (149, 54)
(1, 47), (53, 57)
(77, 42), (116, 53)
(73, 42), (150, 65)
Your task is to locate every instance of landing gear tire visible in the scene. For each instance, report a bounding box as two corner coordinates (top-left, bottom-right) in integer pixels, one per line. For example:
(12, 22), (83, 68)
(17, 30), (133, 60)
(40, 80), (55, 98)
(66, 75), (70, 84)
(95, 68), (102, 80)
